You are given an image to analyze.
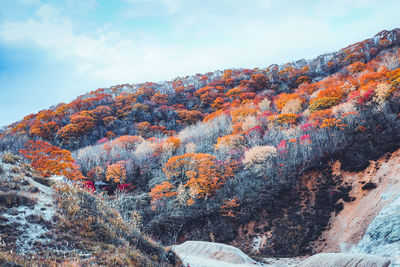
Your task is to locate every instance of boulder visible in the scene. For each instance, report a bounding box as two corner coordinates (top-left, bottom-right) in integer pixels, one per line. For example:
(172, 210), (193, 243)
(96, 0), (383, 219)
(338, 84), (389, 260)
(172, 241), (259, 267)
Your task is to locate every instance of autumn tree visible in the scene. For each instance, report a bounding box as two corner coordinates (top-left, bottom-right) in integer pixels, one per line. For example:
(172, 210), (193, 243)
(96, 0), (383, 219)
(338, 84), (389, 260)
(136, 121), (152, 138)
(177, 110), (204, 125)
(151, 153), (234, 204)
(29, 121), (59, 140)
(19, 140), (83, 180)
(91, 105), (113, 119)
(275, 93), (301, 111)
(248, 73), (267, 92)
(220, 197), (240, 217)
(105, 161), (127, 184)
(215, 134), (246, 151)
(113, 135), (144, 150)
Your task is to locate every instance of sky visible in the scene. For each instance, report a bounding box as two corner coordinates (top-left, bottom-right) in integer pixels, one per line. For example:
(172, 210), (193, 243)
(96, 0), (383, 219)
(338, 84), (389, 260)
(0, 0), (400, 127)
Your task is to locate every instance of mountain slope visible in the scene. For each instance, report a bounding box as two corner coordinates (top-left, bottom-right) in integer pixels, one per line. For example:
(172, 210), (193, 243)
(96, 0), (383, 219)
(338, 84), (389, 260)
(1, 28), (400, 263)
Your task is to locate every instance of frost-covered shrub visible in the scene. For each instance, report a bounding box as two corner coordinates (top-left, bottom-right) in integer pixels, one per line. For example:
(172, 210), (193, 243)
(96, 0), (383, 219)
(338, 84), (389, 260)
(178, 114), (232, 153)
(135, 140), (157, 160)
(381, 53), (400, 70)
(281, 98), (303, 114)
(373, 83), (392, 106)
(242, 145), (277, 176)
(332, 101), (357, 116)
(241, 116), (259, 132)
(185, 142), (197, 153)
(258, 98), (271, 112)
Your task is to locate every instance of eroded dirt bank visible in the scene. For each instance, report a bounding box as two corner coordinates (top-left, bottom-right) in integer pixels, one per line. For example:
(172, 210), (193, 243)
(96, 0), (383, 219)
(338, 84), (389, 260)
(315, 149), (400, 253)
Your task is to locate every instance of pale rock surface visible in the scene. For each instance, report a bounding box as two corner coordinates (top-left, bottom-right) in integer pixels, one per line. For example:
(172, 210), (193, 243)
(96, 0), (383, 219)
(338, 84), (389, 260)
(172, 241), (262, 267)
(357, 196), (400, 266)
(297, 253), (391, 267)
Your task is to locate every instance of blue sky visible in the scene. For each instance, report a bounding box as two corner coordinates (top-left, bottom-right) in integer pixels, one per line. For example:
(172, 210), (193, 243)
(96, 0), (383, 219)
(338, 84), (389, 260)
(0, 0), (400, 127)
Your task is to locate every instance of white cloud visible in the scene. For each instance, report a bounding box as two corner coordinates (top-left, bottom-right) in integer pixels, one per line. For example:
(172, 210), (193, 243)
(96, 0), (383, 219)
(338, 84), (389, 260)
(1, 0), (400, 127)
(1, 0), (400, 87)
(36, 4), (61, 22)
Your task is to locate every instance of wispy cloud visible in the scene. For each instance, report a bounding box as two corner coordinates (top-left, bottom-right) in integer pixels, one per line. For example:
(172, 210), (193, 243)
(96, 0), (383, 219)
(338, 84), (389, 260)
(0, 0), (399, 126)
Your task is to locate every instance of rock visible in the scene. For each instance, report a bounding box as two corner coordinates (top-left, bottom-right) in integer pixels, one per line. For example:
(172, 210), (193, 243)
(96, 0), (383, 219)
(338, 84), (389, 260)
(172, 241), (259, 267)
(357, 196), (400, 264)
(29, 186), (39, 193)
(361, 182), (377, 190)
(298, 253), (391, 267)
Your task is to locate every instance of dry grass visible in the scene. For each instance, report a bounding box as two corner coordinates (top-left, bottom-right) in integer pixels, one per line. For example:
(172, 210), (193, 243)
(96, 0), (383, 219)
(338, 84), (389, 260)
(0, 152), (181, 266)
(52, 183), (180, 266)
(1, 152), (20, 164)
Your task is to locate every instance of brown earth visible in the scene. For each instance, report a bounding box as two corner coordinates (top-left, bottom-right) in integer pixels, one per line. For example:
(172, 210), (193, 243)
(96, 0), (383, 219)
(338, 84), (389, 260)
(314, 148), (400, 253)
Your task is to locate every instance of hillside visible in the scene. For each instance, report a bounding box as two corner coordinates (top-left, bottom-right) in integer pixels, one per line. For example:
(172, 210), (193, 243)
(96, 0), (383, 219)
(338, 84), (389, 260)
(1, 28), (400, 265)
(0, 152), (179, 266)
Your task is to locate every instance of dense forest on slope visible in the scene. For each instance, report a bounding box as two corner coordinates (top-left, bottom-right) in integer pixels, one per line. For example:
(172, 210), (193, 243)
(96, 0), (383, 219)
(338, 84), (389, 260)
(1, 28), (400, 257)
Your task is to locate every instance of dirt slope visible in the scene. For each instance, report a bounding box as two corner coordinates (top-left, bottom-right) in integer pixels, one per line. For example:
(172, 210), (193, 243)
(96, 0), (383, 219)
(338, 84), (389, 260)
(315, 148), (400, 253)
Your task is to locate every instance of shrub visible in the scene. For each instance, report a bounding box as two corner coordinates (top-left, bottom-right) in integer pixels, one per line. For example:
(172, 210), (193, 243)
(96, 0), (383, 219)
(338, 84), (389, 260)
(258, 98), (271, 112)
(281, 98), (303, 114)
(275, 93), (300, 111)
(242, 145), (277, 174)
(215, 134), (246, 151)
(309, 96), (340, 112)
(332, 101), (356, 116)
(309, 109), (333, 126)
(2, 152), (20, 164)
(373, 83), (392, 105)
(241, 116), (259, 132)
(320, 118), (347, 129)
(270, 113), (298, 125)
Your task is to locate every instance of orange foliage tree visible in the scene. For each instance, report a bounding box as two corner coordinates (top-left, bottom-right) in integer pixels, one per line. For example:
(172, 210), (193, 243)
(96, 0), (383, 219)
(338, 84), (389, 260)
(105, 161), (127, 184)
(177, 110), (204, 125)
(113, 135), (143, 150)
(19, 140), (83, 180)
(150, 181), (177, 200)
(136, 121), (152, 137)
(215, 134), (246, 151)
(275, 93), (301, 111)
(220, 197), (240, 217)
(269, 113), (298, 125)
(151, 153), (234, 204)
(164, 136), (182, 151)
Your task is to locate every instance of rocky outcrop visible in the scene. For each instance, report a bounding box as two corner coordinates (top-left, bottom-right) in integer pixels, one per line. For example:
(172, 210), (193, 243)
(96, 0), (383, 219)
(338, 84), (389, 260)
(298, 253), (391, 267)
(357, 195), (400, 265)
(315, 149), (400, 253)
